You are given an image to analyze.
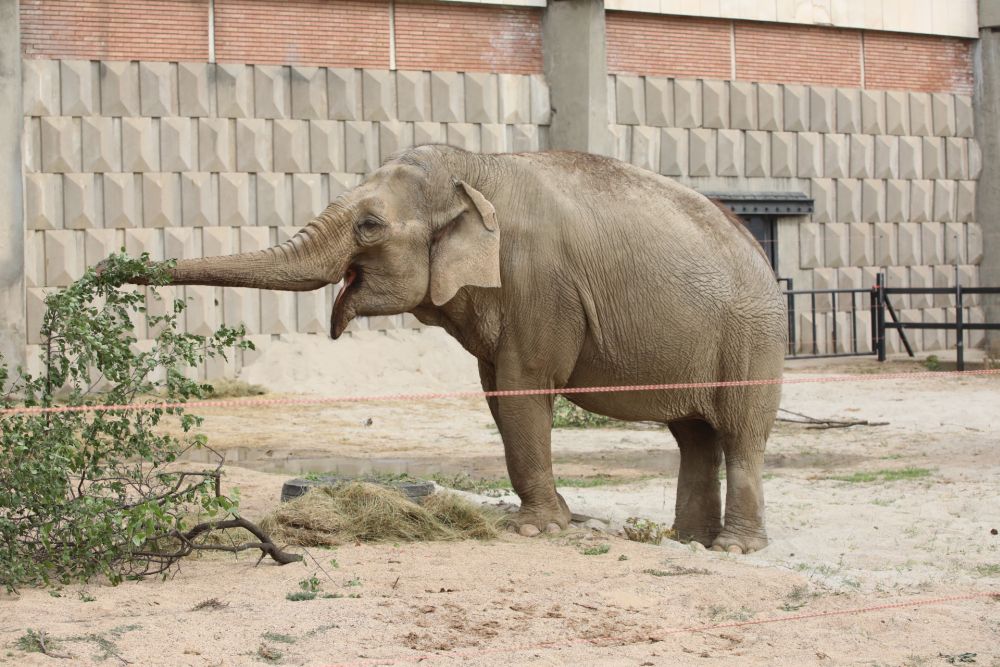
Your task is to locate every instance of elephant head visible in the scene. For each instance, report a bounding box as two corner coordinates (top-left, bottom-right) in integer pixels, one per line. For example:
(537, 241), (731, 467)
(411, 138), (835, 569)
(154, 147), (502, 338)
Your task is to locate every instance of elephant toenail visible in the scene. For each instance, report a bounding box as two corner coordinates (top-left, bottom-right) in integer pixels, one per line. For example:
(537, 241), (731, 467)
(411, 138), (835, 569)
(545, 523), (561, 534)
(518, 524), (541, 537)
(726, 544), (743, 554)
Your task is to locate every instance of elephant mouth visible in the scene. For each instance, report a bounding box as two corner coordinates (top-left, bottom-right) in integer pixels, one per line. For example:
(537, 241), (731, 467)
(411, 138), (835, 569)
(331, 266), (360, 339)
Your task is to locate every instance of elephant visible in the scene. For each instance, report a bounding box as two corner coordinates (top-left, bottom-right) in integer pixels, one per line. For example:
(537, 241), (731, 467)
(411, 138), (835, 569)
(126, 145), (786, 553)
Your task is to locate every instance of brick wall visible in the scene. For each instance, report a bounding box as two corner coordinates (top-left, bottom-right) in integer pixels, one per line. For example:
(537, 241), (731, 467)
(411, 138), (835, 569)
(394, 1), (543, 74)
(606, 12), (731, 80)
(865, 32), (975, 96)
(214, 0), (390, 68)
(20, 0), (209, 61)
(734, 22), (862, 88)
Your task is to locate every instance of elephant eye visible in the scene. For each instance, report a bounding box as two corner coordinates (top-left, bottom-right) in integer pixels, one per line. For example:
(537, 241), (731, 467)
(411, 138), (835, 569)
(356, 217), (384, 239)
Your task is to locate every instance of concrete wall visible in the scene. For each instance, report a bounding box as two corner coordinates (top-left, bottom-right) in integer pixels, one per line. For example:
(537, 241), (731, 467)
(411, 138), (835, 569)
(0, 0), (24, 372)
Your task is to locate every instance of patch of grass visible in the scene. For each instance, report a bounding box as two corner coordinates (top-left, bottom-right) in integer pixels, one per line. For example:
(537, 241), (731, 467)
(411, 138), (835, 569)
(298, 575), (321, 594)
(922, 355), (942, 372)
(644, 564), (711, 577)
(15, 630), (49, 653)
(262, 632), (295, 645)
(285, 591), (317, 601)
(78, 591), (96, 602)
(345, 577), (362, 587)
(192, 598), (229, 611)
(975, 564), (1000, 577)
(939, 653), (977, 665)
(256, 644), (283, 664)
(581, 543), (611, 556)
(207, 378), (267, 398)
(552, 397), (620, 429)
(430, 473), (512, 495)
(556, 474), (651, 488)
(623, 517), (675, 545)
(827, 467), (934, 483)
(780, 584), (813, 611)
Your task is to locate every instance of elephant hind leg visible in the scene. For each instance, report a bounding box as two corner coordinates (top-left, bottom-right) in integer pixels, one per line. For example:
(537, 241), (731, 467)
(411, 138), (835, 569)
(668, 419), (723, 547)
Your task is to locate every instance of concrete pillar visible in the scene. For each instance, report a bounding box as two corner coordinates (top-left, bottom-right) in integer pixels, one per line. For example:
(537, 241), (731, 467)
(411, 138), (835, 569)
(0, 0), (25, 373)
(542, 0), (609, 155)
(974, 16), (1000, 351)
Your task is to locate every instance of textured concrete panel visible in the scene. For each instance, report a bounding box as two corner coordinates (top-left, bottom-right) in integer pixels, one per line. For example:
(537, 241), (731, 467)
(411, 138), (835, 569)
(344, 121), (379, 173)
(909, 266), (933, 309)
(178, 62), (211, 117)
(254, 65), (290, 119)
(745, 130), (769, 177)
(27, 289), (52, 344)
(103, 173), (138, 228)
(955, 95), (973, 137)
(848, 134), (873, 179)
(310, 120), (345, 173)
(60, 60), (98, 116)
(218, 172), (251, 226)
(931, 93), (955, 137)
(824, 223), (849, 267)
(223, 287), (261, 335)
(291, 66), (327, 120)
(139, 61), (177, 117)
(446, 123), (480, 153)
(688, 129), (716, 177)
(379, 120), (415, 163)
(414, 121), (446, 146)
(716, 129), (742, 177)
(823, 134), (848, 178)
(836, 179), (861, 223)
(885, 266), (911, 311)
(968, 139), (982, 179)
(329, 172), (361, 198)
(730, 81), (757, 130)
(783, 84), (808, 132)
(198, 118), (235, 172)
(273, 119), (310, 173)
(24, 231), (44, 288)
(25, 173), (63, 230)
(615, 75), (645, 125)
(700, 79), (727, 129)
(771, 132), (796, 177)
(809, 87), (835, 133)
(673, 79), (702, 128)
(160, 117), (197, 172)
(886, 179), (909, 222)
(40, 117), (81, 173)
(181, 172), (217, 227)
(909, 180), (933, 222)
(121, 117), (159, 172)
(835, 88), (860, 133)
(23, 118), (40, 173)
(626, 125), (655, 171)
(922, 137), (945, 179)
(798, 222), (823, 268)
(362, 69), (396, 122)
(945, 137), (968, 179)
(933, 180), (957, 222)
(932, 267), (955, 308)
(608, 124), (629, 162)
(216, 64), (253, 118)
(956, 180), (976, 222)
(83, 228), (121, 269)
(430, 72), (464, 123)
(63, 173), (99, 230)
(944, 222), (966, 264)
(100, 61), (140, 117)
(898, 222), (921, 265)
(923, 308), (947, 350)
(477, 123), (505, 154)
(184, 285), (221, 336)
(874, 135), (898, 179)
(235, 119), (271, 173)
(293, 174), (323, 225)
(644, 77), (673, 127)
(142, 173), (181, 227)
(464, 72), (498, 124)
(908, 92), (932, 136)
(163, 227), (197, 261)
(256, 172), (291, 227)
(397, 70), (432, 122)
(921, 222), (944, 265)
(797, 132), (822, 177)
(44, 230), (85, 287)
(23, 58), (60, 116)
(967, 223), (984, 264)
(836, 267), (863, 312)
(897, 136), (923, 179)
(328, 68), (363, 121)
(860, 89), (885, 135)
(529, 74), (550, 125)
(511, 124), (541, 152)
(81, 116), (120, 173)
(810, 178), (835, 224)
(260, 288), (295, 334)
(813, 267), (837, 312)
(659, 128), (688, 177)
(873, 223), (896, 266)
(862, 179), (885, 223)
(202, 225), (234, 257)
(848, 223), (873, 266)
(756, 83), (782, 131)
(884, 91), (909, 136)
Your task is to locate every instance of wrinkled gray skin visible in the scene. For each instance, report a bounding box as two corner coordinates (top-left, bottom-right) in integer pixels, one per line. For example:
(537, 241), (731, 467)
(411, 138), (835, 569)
(130, 145), (786, 553)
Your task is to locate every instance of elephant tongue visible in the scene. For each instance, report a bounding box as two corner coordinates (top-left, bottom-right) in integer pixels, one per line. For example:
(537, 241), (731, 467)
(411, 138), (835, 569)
(333, 268), (357, 318)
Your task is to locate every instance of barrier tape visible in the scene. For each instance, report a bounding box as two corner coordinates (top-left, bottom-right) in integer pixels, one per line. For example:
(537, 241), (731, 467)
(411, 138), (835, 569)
(2, 368), (999, 418)
(325, 591), (1000, 666)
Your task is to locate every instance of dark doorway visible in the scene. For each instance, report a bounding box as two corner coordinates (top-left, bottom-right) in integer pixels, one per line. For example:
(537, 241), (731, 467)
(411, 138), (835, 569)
(742, 215), (777, 268)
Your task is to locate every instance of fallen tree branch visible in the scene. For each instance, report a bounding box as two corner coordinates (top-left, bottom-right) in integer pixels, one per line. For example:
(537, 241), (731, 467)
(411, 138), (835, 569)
(778, 408), (889, 429)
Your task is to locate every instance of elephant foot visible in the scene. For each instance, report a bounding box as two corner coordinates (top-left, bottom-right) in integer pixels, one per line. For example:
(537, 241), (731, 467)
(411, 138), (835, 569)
(506, 495), (572, 537)
(673, 523), (722, 549)
(709, 530), (768, 555)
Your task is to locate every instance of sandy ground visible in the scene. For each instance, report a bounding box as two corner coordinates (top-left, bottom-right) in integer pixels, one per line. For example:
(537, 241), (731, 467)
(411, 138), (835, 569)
(3, 330), (999, 666)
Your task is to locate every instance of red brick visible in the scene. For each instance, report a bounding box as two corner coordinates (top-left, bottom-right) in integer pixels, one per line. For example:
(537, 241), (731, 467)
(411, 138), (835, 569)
(864, 32), (973, 95)
(734, 21), (862, 88)
(607, 11), (731, 79)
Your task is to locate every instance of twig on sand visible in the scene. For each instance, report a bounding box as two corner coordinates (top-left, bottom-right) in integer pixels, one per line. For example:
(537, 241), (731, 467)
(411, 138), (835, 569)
(34, 630), (71, 660)
(778, 409), (889, 429)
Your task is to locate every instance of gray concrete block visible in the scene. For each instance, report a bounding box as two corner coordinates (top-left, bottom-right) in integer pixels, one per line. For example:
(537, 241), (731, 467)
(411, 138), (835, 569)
(345, 120), (379, 173)
(931, 93), (956, 137)
(898, 222), (921, 265)
(59, 60), (98, 116)
(184, 285), (222, 336)
(955, 94), (973, 137)
(659, 128), (688, 177)
(139, 61), (177, 117)
(701, 79), (727, 128)
(100, 61), (140, 116)
(771, 131), (796, 177)
(644, 77), (673, 127)
(178, 62), (211, 117)
(783, 84), (809, 132)
(218, 172), (251, 226)
(886, 179), (909, 222)
(235, 118), (271, 173)
(922, 308), (947, 349)
(921, 222), (944, 265)
(414, 121), (446, 146)
(873, 222), (896, 266)
(909, 266), (933, 309)
(933, 180), (957, 222)
(103, 173), (138, 228)
(273, 119), (310, 173)
(310, 120), (345, 173)
(217, 64), (253, 118)
(835, 88), (860, 133)
(83, 228), (121, 268)
(446, 123), (480, 153)
(608, 124), (629, 162)
(254, 65), (290, 119)
(945, 137), (968, 179)
(328, 68), (363, 121)
(874, 135), (898, 179)
(141, 173), (181, 227)
(40, 117), (81, 173)
(180, 172), (217, 227)
(202, 225), (235, 256)
(932, 266), (955, 308)
(756, 83), (782, 131)
(860, 89), (885, 134)
(396, 70), (432, 122)
(944, 222), (966, 264)
(967, 223), (983, 264)
(673, 79), (702, 128)
(160, 117), (197, 172)
(884, 90), (909, 136)
(862, 179), (885, 223)
(480, 123), (507, 155)
(898, 136), (923, 179)
(956, 180), (976, 222)
(607, 75), (616, 126)
(223, 288), (261, 336)
(291, 66), (327, 120)
(716, 129), (742, 177)
(465, 72), (499, 124)
(809, 86), (835, 133)
(908, 92), (932, 136)
(43, 230), (85, 287)
(968, 139), (982, 179)
(797, 132), (822, 177)
(885, 266), (911, 311)
(25, 173), (63, 230)
(798, 222), (823, 268)
(81, 116), (120, 173)
(836, 179), (861, 223)
(688, 129), (716, 177)
(362, 69), (396, 122)
(379, 120), (415, 162)
(23, 58), (60, 116)
(62, 173), (99, 229)
(511, 124), (541, 152)
(909, 180), (933, 222)
(329, 172), (361, 198)
(163, 228), (197, 261)
(529, 74), (550, 125)
(848, 223), (873, 266)
(615, 75), (645, 125)
(121, 117), (159, 172)
(824, 223), (849, 267)
(836, 267), (864, 310)
(22, 118), (40, 173)
(431, 71), (464, 123)
(198, 118), (235, 172)
(922, 137), (946, 179)
(745, 130), (770, 177)
(823, 134), (849, 178)
(730, 81), (757, 130)
(848, 134), (873, 179)
(810, 178), (836, 224)
(292, 174), (323, 226)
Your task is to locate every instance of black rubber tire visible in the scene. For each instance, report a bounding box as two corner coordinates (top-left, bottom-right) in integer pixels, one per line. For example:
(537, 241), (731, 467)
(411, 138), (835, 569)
(280, 476), (436, 504)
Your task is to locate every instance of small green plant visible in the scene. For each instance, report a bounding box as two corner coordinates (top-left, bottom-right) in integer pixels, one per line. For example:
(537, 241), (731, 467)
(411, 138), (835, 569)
(15, 630), (49, 653)
(939, 653), (977, 665)
(78, 591), (96, 602)
(643, 564), (710, 577)
(780, 584), (812, 611)
(828, 468), (934, 483)
(623, 517), (675, 545)
(345, 577), (362, 587)
(618, 554), (629, 561)
(552, 396), (619, 428)
(207, 378), (267, 398)
(285, 590), (317, 602)
(257, 644), (283, 664)
(262, 632), (296, 644)
(922, 354), (942, 371)
(298, 575), (321, 594)
(582, 543), (611, 556)
(329, 558), (339, 569)
(974, 564), (1000, 577)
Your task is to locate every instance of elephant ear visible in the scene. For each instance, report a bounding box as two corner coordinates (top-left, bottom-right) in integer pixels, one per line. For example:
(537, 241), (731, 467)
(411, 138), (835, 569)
(429, 181), (501, 306)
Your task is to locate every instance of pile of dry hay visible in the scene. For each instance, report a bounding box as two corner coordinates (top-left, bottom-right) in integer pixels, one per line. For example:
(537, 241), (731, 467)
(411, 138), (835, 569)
(260, 482), (505, 547)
